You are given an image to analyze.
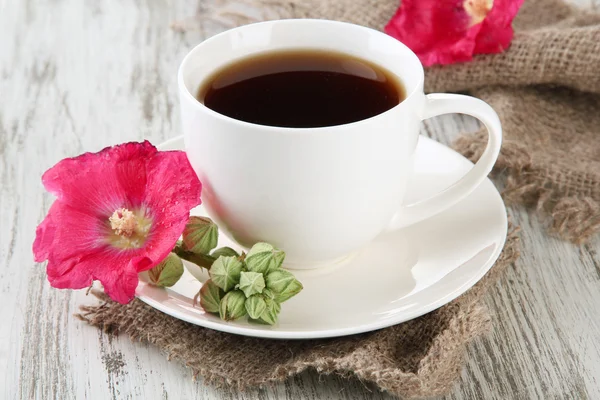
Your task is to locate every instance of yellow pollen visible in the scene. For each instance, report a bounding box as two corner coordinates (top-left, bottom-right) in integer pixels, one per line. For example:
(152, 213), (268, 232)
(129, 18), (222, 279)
(109, 208), (138, 237)
(464, 0), (493, 27)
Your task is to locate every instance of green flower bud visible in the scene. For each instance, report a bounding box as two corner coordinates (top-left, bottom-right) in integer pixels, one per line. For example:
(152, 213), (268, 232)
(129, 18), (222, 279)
(210, 256), (244, 291)
(257, 297), (281, 325)
(198, 279), (223, 313)
(238, 271), (266, 297)
(265, 269), (303, 303)
(182, 216), (218, 254)
(245, 294), (267, 320)
(262, 288), (275, 300)
(148, 253), (184, 287)
(245, 242), (285, 274)
(211, 246), (239, 259)
(219, 290), (247, 321)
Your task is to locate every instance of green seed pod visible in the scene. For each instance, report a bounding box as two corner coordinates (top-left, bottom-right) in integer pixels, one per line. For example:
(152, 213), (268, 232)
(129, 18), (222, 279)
(265, 269), (304, 303)
(211, 246), (239, 259)
(245, 294), (267, 320)
(198, 279), (223, 313)
(219, 290), (247, 321)
(210, 256), (243, 291)
(257, 297), (281, 325)
(238, 271), (266, 297)
(148, 253), (184, 287)
(245, 242), (286, 274)
(182, 216), (218, 254)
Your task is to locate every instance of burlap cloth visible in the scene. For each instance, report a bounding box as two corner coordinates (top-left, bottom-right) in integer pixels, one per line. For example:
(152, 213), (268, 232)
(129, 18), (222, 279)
(78, 0), (600, 398)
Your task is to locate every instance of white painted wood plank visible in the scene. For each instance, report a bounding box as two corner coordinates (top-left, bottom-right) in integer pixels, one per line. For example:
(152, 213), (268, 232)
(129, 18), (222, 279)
(3, 0), (600, 399)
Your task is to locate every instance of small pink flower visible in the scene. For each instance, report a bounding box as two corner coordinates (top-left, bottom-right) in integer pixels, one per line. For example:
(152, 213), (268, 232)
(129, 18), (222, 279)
(384, 0), (524, 66)
(33, 141), (201, 304)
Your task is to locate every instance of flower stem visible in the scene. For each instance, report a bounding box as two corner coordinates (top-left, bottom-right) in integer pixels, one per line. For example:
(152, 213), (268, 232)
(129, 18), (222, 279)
(172, 244), (216, 270)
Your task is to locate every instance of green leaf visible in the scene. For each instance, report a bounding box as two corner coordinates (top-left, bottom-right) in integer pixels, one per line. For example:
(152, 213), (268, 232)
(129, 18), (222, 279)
(199, 279), (224, 313)
(245, 242), (286, 274)
(211, 246), (239, 259)
(238, 271), (266, 297)
(182, 216), (219, 254)
(148, 253), (184, 287)
(265, 269), (303, 303)
(219, 290), (247, 321)
(245, 294), (267, 319)
(210, 256), (243, 291)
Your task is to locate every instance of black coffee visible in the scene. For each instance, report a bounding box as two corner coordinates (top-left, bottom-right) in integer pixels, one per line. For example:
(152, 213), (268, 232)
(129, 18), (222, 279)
(198, 50), (405, 128)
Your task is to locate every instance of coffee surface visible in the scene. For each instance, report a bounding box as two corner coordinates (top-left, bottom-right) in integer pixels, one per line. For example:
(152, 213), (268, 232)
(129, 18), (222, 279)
(198, 50), (404, 128)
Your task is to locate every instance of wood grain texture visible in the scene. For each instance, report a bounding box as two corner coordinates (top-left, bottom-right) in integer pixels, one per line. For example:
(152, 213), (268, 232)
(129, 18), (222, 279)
(2, 0), (599, 399)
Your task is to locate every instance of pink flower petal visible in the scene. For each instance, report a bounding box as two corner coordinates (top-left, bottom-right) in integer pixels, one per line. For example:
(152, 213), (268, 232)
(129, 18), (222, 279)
(42, 141), (157, 216)
(474, 0), (524, 54)
(90, 253), (150, 304)
(47, 259), (93, 290)
(385, 0), (481, 66)
(38, 198), (155, 302)
(33, 201), (59, 262)
(41, 202), (159, 302)
(99, 263), (140, 304)
(142, 151), (202, 263)
(35, 201), (107, 277)
(47, 247), (150, 304)
(113, 142), (155, 207)
(38, 201), (121, 292)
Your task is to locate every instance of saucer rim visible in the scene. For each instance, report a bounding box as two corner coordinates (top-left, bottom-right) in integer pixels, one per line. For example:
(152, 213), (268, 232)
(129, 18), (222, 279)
(136, 135), (508, 339)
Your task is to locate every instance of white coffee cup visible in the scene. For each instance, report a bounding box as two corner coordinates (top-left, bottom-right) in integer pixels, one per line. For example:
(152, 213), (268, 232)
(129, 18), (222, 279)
(178, 19), (502, 269)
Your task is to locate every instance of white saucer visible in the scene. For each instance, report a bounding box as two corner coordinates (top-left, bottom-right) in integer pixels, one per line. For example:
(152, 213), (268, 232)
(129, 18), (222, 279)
(135, 135), (507, 339)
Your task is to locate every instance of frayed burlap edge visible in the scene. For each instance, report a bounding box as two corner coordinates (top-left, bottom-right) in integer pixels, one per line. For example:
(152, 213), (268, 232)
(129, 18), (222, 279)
(76, 229), (520, 399)
(454, 132), (600, 243)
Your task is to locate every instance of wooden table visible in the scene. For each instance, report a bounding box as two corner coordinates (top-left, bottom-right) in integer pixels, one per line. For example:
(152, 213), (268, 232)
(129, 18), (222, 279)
(3, 0), (600, 398)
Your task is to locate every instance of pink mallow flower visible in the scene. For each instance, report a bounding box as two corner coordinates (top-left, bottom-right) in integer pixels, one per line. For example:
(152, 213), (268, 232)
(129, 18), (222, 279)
(385, 0), (524, 66)
(33, 141), (201, 304)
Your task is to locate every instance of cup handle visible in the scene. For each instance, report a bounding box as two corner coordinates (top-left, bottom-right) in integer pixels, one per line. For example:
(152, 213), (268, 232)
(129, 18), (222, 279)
(387, 93), (502, 231)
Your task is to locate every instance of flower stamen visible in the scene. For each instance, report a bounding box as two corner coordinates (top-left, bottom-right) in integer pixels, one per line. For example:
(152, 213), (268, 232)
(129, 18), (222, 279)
(110, 208), (138, 237)
(464, 0), (493, 27)
(107, 207), (153, 249)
